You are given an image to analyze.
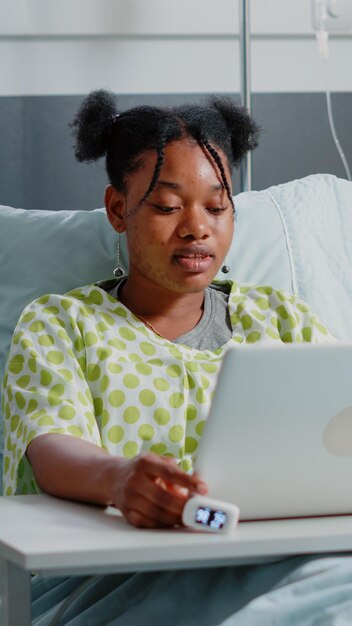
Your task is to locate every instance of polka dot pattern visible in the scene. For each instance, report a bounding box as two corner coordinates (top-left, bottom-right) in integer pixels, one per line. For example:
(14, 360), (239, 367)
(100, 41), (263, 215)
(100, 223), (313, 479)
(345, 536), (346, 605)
(3, 280), (334, 496)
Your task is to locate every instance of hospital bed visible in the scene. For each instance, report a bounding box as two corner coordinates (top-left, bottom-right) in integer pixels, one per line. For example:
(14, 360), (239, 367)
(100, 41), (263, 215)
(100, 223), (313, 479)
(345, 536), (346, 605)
(1, 172), (352, 624)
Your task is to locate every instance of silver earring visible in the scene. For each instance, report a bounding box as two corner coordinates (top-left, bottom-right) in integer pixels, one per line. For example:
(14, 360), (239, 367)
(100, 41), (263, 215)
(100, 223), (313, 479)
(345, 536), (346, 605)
(113, 233), (125, 277)
(221, 265), (230, 274)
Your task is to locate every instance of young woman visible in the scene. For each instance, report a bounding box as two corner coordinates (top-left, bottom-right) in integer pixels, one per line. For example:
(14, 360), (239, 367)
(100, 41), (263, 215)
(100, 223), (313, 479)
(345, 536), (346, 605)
(3, 91), (352, 625)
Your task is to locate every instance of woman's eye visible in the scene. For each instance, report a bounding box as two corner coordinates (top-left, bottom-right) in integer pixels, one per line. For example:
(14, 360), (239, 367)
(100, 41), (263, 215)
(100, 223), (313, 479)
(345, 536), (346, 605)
(207, 207), (227, 214)
(154, 205), (179, 213)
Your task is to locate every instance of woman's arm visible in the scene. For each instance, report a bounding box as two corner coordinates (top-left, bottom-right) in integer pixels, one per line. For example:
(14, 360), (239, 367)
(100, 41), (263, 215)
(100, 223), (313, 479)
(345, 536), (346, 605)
(27, 434), (207, 528)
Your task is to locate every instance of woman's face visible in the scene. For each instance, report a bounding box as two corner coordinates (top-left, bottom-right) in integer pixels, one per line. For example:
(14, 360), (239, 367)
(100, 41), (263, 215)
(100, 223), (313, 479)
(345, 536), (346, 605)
(106, 138), (234, 295)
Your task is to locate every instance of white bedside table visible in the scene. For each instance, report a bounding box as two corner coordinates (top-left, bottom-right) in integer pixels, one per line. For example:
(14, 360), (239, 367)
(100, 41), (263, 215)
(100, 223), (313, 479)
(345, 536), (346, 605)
(1, 494), (352, 625)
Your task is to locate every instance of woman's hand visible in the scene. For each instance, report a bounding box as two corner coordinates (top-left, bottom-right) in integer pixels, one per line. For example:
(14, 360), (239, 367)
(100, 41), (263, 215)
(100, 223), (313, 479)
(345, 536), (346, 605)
(27, 435), (207, 529)
(110, 452), (208, 529)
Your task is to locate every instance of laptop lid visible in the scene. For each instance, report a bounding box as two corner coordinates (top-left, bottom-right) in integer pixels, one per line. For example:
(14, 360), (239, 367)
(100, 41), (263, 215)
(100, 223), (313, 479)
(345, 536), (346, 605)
(195, 343), (352, 520)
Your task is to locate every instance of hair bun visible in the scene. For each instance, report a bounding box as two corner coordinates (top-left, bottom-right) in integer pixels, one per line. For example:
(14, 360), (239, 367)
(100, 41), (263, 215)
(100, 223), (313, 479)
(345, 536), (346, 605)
(71, 90), (119, 162)
(210, 97), (260, 166)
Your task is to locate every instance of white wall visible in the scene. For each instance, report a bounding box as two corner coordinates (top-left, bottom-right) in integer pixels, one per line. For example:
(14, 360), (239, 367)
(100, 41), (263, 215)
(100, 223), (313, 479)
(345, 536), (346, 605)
(0, 0), (351, 95)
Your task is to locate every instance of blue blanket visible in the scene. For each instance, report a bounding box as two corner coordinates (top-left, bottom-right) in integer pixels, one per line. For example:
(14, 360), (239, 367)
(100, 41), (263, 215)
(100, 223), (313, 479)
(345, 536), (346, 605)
(32, 553), (352, 625)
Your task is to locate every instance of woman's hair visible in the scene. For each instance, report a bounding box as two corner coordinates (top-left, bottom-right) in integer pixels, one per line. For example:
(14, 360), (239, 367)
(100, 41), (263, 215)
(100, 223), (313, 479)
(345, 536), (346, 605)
(70, 89), (260, 208)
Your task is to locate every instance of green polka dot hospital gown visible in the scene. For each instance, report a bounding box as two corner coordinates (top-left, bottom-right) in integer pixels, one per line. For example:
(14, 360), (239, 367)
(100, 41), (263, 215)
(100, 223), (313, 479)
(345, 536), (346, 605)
(4, 279), (352, 626)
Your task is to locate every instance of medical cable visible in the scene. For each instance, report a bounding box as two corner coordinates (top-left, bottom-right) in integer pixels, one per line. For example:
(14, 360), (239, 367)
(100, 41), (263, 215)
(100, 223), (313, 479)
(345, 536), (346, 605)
(315, 17), (352, 181)
(324, 73), (352, 180)
(47, 576), (98, 626)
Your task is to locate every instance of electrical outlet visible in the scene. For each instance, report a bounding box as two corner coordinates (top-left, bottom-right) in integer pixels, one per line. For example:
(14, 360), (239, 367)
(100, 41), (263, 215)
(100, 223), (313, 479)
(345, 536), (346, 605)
(312, 0), (352, 31)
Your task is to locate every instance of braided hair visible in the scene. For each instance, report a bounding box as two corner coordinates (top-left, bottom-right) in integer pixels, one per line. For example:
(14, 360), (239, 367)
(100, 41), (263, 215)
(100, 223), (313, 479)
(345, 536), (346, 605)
(71, 90), (260, 210)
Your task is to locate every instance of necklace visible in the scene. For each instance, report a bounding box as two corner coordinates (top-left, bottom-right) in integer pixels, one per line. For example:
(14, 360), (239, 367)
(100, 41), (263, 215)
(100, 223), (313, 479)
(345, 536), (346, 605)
(116, 280), (165, 338)
(136, 314), (165, 339)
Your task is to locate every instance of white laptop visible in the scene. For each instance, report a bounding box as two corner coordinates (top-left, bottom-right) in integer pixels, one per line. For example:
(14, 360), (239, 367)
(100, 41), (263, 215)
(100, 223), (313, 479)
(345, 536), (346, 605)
(195, 343), (352, 520)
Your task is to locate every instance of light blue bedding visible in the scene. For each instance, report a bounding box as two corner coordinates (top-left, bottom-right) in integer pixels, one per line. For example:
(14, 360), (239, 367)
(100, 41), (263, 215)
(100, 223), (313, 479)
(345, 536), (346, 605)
(32, 554), (352, 625)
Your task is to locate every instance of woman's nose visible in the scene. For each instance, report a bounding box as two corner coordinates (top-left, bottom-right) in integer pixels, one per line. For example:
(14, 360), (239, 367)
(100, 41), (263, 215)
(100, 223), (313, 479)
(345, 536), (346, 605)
(177, 206), (211, 240)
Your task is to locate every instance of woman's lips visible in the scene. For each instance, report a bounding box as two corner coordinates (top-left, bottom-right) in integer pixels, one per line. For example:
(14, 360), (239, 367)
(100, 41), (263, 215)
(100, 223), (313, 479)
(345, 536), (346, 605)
(173, 247), (214, 273)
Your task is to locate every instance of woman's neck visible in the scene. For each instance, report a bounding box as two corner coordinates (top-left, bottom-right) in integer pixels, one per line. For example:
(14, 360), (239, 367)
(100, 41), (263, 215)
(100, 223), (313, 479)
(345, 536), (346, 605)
(118, 278), (206, 341)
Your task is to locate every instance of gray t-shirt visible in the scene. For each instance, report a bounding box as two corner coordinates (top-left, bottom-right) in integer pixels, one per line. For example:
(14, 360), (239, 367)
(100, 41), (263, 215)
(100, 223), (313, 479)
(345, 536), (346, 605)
(105, 279), (232, 350)
(175, 284), (232, 349)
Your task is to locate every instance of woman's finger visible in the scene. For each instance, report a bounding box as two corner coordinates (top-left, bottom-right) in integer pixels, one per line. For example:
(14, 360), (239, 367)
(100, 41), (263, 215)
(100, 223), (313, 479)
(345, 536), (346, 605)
(126, 474), (189, 516)
(135, 453), (208, 494)
(124, 494), (182, 528)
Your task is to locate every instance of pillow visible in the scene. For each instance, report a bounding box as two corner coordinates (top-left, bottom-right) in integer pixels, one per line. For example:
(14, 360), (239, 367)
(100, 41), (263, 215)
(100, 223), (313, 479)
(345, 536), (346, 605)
(0, 207), (121, 494)
(229, 173), (352, 341)
(2, 173), (352, 492)
(264, 173), (352, 341)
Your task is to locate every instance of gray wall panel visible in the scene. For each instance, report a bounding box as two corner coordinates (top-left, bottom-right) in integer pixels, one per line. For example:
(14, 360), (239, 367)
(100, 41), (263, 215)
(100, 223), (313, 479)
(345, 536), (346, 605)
(0, 93), (351, 211)
(252, 93), (352, 191)
(0, 98), (26, 208)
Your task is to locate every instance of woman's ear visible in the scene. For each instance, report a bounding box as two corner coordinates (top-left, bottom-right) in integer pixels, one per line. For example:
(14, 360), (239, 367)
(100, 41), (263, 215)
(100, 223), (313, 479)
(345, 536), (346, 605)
(105, 185), (126, 233)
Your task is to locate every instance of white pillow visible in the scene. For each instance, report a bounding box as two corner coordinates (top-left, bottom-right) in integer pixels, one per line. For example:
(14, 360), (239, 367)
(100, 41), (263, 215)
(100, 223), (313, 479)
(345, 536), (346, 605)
(264, 173), (352, 341)
(229, 173), (352, 341)
(0, 207), (121, 494)
(0, 206), (119, 397)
